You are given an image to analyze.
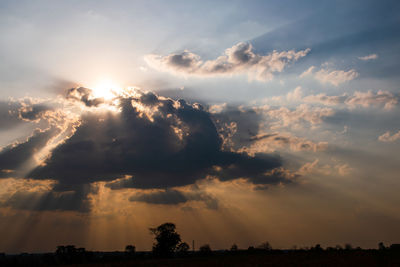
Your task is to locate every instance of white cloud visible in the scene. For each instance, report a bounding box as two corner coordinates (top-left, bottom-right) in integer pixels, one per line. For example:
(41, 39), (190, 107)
(145, 42), (310, 81)
(303, 93), (347, 106)
(336, 163), (353, 176)
(240, 133), (329, 155)
(262, 104), (335, 128)
(298, 160), (352, 176)
(299, 66), (315, 78)
(301, 90), (397, 110)
(345, 90), (398, 110)
(358, 54), (378, 61)
(378, 130), (400, 142)
(298, 159), (320, 174)
(300, 65), (358, 86)
(208, 103), (227, 114)
(286, 86), (303, 102)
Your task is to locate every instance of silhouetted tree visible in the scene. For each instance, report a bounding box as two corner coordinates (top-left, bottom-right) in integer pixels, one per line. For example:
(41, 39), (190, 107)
(56, 246), (66, 255)
(230, 243), (238, 252)
(125, 245), (136, 254)
(150, 222), (181, 257)
(257, 241), (272, 251)
(335, 245), (343, 250)
(56, 245), (77, 255)
(345, 243), (353, 250)
(176, 242), (190, 256)
(55, 245), (83, 264)
(66, 245), (77, 254)
(312, 244), (323, 252)
(199, 244), (212, 255)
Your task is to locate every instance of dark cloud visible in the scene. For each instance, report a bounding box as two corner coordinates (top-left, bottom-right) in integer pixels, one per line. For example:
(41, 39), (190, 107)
(19, 103), (52, 121)
(211, 105), (262, 150)
(1, 184), (93, 212)
(129, 188), (218, 209)
(0, 101), (23, 131)
(168, 52), (200, 69)
(66, 87), (105, 107)
(0, 127), (59, 177)
(210, 152), (284, 185)
(28, 91), (285, 194)
(0, 99), (56, 134)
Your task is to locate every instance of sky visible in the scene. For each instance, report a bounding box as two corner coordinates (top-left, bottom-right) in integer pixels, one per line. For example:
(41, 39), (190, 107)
(0, 0), (400, 253)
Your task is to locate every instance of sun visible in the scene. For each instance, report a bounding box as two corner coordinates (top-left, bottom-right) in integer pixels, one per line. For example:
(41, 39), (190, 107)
(91, 79), (122, 100)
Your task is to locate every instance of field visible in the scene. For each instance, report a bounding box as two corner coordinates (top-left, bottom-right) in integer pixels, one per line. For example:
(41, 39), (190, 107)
(73, 251), (400, 267)
(3, 250), (399, 267)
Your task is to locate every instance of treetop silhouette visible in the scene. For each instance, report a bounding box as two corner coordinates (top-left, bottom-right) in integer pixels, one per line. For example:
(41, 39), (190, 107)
(150, 222), (182, 257)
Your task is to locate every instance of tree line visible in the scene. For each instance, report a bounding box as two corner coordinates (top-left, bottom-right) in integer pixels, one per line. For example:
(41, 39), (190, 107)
(1, 222), (399, 266)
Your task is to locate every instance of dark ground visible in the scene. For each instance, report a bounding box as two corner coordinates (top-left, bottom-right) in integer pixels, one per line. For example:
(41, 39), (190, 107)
(2, 250), (400, 267)
(68, 251), (400, 267)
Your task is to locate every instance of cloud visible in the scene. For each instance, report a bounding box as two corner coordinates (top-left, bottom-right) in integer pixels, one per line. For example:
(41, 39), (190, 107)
(289, 87), (398, 110)
(344, 90), (398, 110)
(145, 42), (310, 81)
(298, 159), (320, 175)
(239, 133), (328, 154)
(210, 104), (331, 154)
(262, 104), (335, 128)
(297, 159), (352, 176)
(0, 98), (76, 136)
(209, 103), (227, 114)
(300, 66), (358, 86)
(129, 188), (219, 209)
(336, 163), (353, 176)
(303, 93), (348, 106)
(1, 184), (94, 212)
(0, 101), (25, 131)
(17, 99), (53, 122)
(378, 130), (400, 142)
(286, 86), (303, 102)
(0, 127), (60, 177)
(66, 87), (105, 107)
(211, 105), (263, 150)
(358, 54), (378, 61)
(26, 90), (286, 201)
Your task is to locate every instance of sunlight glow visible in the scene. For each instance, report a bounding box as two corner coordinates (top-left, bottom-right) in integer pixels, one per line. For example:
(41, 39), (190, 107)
(91, 79), (123, 100)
